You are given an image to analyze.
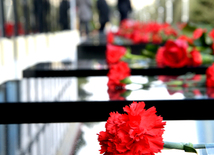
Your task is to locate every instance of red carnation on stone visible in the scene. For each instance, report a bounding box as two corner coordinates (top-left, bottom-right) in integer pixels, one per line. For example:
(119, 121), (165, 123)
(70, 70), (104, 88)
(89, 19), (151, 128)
(106, 44), (127, 65)
(206, 63), (214, 87)
(193, 28), (206, 40)
(178, 35), (193, 45)
(156, 39), (189, 68)
(156, 47), (165, 68)
(107, 87), (126, 101)
(209, 29), (214, 40)
(97, 101), (166, 155)
(107, 61), (131, 90)
(188, 48), (202, 67)
(107, 32), (115, 44)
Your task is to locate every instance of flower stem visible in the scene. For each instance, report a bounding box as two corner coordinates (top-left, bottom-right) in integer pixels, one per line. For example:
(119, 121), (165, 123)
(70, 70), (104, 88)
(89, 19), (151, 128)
(164, 141), (207, 153)
(164, 142), (197, 153)
(164, 141), (187, 150)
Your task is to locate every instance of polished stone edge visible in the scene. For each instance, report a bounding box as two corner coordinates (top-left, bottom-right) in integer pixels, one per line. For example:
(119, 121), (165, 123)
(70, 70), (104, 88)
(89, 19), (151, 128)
(0, 99), (213, 124)
(23, 67), (208, 78)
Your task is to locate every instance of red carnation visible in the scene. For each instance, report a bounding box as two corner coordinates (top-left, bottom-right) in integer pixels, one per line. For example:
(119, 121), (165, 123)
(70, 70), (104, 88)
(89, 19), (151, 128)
(106, 44), (127, 65)
(156, 39), (189, 68)
(209, 29), (214, 40)
(188, 48), (202, 67)
(178, 35), (193, 45)
(107, 32), (115, 44)
(107, 87), (126, 100)
(193, 28), (206, 40)
(151, 33), (162, 44)
(193, 89), (202, 96)
(163, 27), (177, 37)
(5, 22), (14, 37)
(206, 88), (214, 98)
(97, 101), (166, 155)
(206, 63), (214, 87)
(107, 61), (130, 90)
(156, 47), (165, 68)
(107, 79), (126, 90)
(141, 33), (150, 43)
(131, 31), (142, 44)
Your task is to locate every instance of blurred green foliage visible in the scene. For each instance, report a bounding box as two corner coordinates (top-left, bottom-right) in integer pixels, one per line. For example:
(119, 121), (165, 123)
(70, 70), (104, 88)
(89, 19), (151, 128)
(189, 0), (214, 26)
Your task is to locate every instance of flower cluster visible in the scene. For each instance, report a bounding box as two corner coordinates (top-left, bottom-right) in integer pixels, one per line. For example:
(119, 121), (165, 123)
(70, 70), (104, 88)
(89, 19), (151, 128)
(97, 101), (166, 155)
(106, 44), (131, 92)
(107, 20), (214, 69)
(156, 39), (203, 68)
(105, 21), (214, 100)
(106, 44), (127, 65)
(155, 25), (214, 68)
(156, 63), (214, 97)
(107, 19), (178, 44)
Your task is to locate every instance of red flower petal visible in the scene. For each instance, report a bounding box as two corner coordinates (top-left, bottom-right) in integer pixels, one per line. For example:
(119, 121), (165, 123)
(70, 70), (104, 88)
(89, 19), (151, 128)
(97, 101), (166, 155)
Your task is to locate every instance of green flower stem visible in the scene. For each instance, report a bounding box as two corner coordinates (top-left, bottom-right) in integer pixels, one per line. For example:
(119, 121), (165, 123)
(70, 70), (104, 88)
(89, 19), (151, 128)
(202, 53), (214, 65)
(164, 141), (198, 153)
(123, 48), (148, 60)
(141, 49), (156, 58)
(165, 80), (184, 86)
(164, 141), (187, 150)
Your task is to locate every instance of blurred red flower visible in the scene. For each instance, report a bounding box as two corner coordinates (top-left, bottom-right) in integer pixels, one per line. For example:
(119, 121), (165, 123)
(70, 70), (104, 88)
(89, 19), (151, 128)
(131, 30), (142, 44)
(107, 79), (126, 91)
(178, 35), (193, 45)
(158, 75), (178, 82)
(206, 63), (214, 87)
(141, 33), (150, 43)
(209, 29), (214, 40)
(163, 27), (178, 37)
(192, 89), (202, 96)
(97, 101), (166, 155)
(206, 88), (214, 98)
(107, 87), (126, 101)
(188, 48), (202, 67)
(106, 44), (126, 65)
(156, 47), (165, 68)
(107, 61), (130, 89)
(156, 39), (189, 68)
(5, 22), (13, 37)
(107, 32), (115, 44)
(193, 28), (206, 40)
(151, 33), (162, 44)
(4, 22), (24, 37)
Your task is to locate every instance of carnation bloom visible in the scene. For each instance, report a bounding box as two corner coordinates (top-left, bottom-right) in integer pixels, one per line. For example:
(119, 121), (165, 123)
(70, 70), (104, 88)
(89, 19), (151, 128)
(193, 28), (206, 40)
(206, 88), (214, 98)
(107, 61), (131, 90)
(188, 48), (202, 67)
(156, 39), (189, 68)
(151, 33), (162, 44)
(209, 29), (214, 40)
(131, 31), (142, 44)
(206, 63), (214, 87)
(107, 32), (115, 44)
(178, 35), (193, 45)
(97, 101), (166, 155)
(156, 47), (165, 68)
(106, 44), (127, 64)
(107, 87), (126, 100)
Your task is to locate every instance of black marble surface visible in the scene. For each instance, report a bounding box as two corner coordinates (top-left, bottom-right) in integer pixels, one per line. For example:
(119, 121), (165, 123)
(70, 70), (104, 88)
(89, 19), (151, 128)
(77, 33), (159, 59)
(1, 75), (214, 123)
(2, 75), (212, 103)
(22, 59), (208, 78)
